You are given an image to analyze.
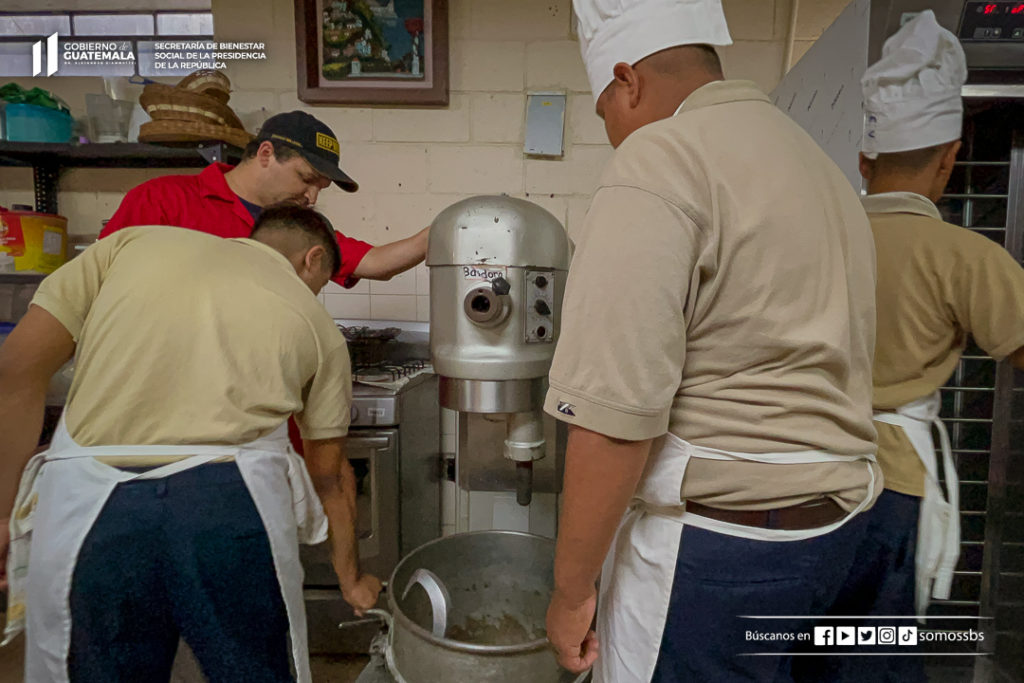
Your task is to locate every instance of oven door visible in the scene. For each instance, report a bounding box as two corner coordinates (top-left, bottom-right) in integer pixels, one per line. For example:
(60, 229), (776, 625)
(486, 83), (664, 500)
(302, 428), (399, 653)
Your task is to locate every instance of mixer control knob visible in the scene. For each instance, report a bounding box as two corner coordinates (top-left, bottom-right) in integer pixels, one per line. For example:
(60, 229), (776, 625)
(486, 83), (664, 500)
(534, 275), (548, 288)
(490, 276), (511, 296)
(534, 299), (551, 316)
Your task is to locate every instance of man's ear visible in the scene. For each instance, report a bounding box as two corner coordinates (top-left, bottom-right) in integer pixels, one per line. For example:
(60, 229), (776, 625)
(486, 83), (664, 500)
(929, 139), (961, 202)
(256, 140), (275, 168)
(611, 62), (642, 109)
(858, 152), (875, 182)
(304, 244), (327, 274)
(938, 140), (961, 177)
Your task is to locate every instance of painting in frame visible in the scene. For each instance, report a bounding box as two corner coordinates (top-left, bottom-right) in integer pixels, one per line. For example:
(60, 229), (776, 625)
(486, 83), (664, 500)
(295, 0), (449, 106)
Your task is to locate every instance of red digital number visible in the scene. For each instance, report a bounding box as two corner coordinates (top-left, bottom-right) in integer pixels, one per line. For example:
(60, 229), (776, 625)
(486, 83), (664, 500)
(1012, 4), (1024, 14)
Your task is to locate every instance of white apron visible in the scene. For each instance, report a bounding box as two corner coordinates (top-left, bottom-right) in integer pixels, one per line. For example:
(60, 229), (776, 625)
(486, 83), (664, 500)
(4, 413), (328, 683)
(873, 391), (959, 617)
(593, 432), (877, 683)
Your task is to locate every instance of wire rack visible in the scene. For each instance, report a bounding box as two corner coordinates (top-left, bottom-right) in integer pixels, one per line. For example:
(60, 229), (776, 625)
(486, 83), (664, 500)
(932, 101), (1023, 681)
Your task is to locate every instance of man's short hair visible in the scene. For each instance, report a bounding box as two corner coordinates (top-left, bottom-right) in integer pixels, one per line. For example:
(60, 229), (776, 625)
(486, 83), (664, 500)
(250, 205), (341, 276)
(642, 44), (724, 79)
(242, 138), (302, 162)
(873, 143), (952, 174)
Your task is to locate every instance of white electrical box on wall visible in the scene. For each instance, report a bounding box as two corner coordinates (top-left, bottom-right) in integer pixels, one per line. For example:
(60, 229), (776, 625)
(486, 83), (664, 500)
(524, 91), (566, 158)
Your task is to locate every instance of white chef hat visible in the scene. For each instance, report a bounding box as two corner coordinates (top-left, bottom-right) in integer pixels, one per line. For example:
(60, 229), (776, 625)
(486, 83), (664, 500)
(574, 0), (732, 101)
(861, 10), (966, 157)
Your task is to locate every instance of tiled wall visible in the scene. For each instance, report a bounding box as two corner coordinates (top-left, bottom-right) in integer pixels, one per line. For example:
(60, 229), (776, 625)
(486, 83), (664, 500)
(0, 0), (851, 321)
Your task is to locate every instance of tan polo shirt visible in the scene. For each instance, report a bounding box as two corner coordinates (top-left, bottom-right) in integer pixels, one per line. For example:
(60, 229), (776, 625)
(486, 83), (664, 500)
(544, 80), (879, 511)
(868, 191), (1024, 496)
(32, 226), (351, 447)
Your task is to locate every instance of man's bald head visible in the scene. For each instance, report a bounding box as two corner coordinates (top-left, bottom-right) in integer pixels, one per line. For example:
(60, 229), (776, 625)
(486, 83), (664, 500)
(596, 44), (724, 147)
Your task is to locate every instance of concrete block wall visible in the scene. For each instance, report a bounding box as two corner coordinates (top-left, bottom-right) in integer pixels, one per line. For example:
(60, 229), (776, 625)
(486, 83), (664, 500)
(0, 0), (851, 321)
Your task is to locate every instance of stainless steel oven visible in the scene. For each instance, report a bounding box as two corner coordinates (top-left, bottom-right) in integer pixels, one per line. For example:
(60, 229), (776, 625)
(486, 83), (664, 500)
(302, 429), (401, 654)
(302, 322), (441, 655)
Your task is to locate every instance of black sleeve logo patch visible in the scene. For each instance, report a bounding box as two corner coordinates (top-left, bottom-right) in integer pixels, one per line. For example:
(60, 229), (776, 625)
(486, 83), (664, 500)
(556, 401), (576, 417)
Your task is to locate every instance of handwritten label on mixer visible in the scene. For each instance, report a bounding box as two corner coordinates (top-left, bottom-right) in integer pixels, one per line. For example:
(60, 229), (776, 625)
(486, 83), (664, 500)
(462, 265), (507, 281)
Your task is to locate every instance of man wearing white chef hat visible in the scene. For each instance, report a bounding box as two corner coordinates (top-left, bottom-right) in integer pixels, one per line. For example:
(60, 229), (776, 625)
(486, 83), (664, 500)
(814, 11), (1024, 681)
(543, 1), (881, 681)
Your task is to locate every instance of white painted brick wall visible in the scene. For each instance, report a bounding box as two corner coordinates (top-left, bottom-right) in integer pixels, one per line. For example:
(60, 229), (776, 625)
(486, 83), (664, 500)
(451, 41), (526, 92)
(525, 41), (591, 92)
(373, 94), (471, 143)
(428, 146), (524, 196)
(469, 93), (526, 144)
(3, 0), (848, 321)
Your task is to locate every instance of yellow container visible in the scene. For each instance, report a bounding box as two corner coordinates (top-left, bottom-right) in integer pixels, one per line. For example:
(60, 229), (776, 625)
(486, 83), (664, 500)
(0, 207), (68, 274)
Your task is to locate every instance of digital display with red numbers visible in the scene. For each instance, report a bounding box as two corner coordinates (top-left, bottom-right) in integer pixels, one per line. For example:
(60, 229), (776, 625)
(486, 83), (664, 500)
(978, 1), (1024, 12)
(960, 1), (1024, 39)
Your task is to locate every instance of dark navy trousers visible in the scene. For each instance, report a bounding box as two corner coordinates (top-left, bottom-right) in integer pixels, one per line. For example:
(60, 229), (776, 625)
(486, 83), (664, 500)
(649, 509), (870, 683)
(67, 462), (293, 682)
(792, 489), (926, 683)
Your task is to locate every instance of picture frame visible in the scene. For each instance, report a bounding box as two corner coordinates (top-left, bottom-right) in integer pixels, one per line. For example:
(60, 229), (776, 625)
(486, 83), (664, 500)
(295, 0), (449, 106)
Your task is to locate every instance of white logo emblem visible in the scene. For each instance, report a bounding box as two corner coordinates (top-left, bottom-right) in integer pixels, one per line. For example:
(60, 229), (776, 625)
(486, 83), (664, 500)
(878, 627), (897, 644)
(857, 627), (876, 645)
(32, 32), (59, 77)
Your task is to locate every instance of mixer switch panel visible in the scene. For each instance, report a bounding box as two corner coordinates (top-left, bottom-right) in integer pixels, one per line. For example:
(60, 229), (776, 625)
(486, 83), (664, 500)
(525, 270), (556, 343)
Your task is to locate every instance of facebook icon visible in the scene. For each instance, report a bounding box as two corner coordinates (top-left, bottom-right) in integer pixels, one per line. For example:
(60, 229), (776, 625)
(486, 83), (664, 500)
(814, 626), (834, 646)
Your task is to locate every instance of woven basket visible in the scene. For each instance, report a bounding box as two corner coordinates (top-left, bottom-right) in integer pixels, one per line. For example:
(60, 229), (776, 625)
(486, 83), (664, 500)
(176, 70), (231, 104)
(140, 83), (245, 131)
(139, 119), (253, 149)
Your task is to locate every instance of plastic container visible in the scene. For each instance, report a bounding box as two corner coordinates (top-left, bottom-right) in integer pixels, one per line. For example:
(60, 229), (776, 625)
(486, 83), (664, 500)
(85, 94), (132, 143)
(0, 102), (73, 143)
(103, 76), (153, 142)
(0, 206), (68, 274)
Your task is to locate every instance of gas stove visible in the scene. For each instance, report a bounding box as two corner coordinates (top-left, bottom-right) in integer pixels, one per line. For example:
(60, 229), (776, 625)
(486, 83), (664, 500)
(353, 359), (433, 386)
(338, 320), (434, 426)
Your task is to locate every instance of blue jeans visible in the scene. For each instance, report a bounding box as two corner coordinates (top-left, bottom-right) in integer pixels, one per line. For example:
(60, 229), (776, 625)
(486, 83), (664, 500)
(67, 462), (293, 682)
(650, 511), (870, 683)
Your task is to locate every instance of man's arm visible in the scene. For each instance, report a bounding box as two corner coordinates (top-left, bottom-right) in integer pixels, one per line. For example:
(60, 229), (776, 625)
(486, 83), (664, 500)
(351, 226), (429, 280)
(303, 437), (382, 615)
(547, 426), (652, 673)
(0, 306), (75, 591)
(0, 306), (75, 516)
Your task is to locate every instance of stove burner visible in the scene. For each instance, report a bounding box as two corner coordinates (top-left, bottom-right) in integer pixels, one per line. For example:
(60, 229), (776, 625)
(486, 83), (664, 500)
(353, 359), (431, 384)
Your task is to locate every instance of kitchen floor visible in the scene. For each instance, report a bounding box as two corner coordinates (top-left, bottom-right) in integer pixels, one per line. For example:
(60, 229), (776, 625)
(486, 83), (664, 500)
(0, 634), (370, 682)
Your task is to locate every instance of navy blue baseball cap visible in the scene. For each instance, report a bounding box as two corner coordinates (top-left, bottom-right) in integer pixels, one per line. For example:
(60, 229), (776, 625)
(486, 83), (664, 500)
(255, 111), (358, 192)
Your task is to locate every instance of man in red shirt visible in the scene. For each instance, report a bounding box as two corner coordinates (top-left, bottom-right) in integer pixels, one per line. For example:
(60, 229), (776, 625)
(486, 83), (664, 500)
(102, 110), (428, 288)
(103, 111), (428, 454)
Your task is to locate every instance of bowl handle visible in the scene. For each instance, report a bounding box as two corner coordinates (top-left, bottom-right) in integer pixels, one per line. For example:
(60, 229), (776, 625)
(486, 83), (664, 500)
(362, 608), (394, 628)
(401, 568), (451, 638)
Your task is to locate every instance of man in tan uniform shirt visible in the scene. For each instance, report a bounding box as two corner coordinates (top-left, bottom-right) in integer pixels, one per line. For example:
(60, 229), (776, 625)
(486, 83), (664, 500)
(813, 13), (1024, 683)
(0, 207), (381, 682)
(545, 2), (879, 681)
